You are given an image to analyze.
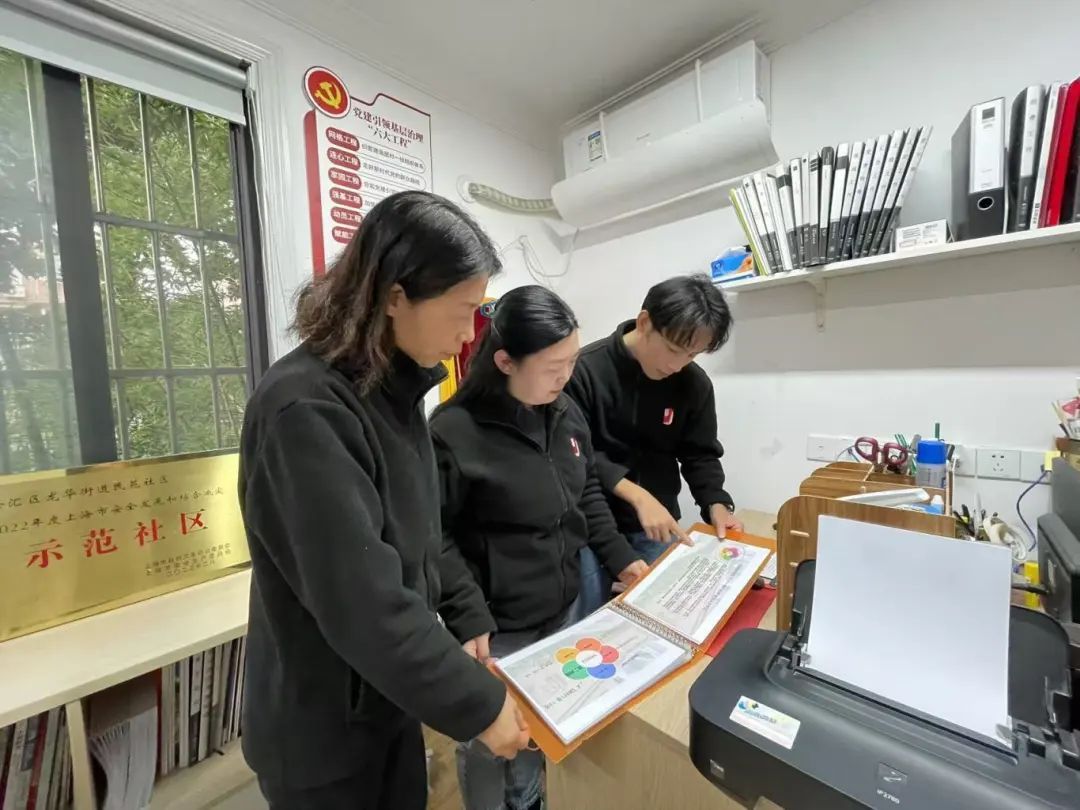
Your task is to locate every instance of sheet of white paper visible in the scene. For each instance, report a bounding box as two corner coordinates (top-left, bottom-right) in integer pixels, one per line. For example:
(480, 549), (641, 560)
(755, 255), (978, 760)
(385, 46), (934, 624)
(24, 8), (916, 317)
(761, 552), (778, 582)
(495, 608), (689, 743)
(805, 516), (1012, 742)
(623, 533), (770, 645)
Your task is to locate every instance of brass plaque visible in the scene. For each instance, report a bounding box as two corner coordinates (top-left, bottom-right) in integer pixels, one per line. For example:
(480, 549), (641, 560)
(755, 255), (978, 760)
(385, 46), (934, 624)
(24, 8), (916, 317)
(0, 451), (249, 642)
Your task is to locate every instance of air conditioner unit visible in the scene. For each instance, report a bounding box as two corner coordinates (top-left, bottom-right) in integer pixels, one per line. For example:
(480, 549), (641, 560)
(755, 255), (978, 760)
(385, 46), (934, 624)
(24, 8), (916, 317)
(551, 41), (778, 229)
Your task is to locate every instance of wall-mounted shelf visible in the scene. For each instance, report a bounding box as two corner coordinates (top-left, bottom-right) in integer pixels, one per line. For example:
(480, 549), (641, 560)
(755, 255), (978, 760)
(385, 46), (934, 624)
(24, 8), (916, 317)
(0, 570), (251, 728)
(723, 221), (1080, 328)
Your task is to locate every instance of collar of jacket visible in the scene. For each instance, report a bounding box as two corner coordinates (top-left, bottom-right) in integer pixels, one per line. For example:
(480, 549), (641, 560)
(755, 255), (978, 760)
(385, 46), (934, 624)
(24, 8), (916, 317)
(470, 389), (569, 444)
(609, 320), (644, 378)
(380, 351), (448, 409)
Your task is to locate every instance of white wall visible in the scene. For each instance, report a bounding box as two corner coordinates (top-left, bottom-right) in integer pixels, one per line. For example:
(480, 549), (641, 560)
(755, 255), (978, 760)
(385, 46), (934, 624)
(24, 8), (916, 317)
(556, 0), (1080, 530)
(104, 0), (563, 361)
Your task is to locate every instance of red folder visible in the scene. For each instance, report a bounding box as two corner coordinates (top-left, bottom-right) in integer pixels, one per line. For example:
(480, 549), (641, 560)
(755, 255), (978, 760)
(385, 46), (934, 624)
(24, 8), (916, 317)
(1044, 79), (1080, 227)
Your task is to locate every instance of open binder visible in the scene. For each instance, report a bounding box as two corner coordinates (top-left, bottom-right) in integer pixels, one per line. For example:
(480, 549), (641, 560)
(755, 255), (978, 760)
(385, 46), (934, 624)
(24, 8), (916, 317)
(493, 526), (775, 762)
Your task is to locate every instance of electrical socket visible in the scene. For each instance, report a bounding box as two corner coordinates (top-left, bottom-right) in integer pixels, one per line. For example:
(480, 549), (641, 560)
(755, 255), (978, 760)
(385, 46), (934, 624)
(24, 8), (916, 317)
(807, 434), (856, 463)
(976, 448), (1021, 480)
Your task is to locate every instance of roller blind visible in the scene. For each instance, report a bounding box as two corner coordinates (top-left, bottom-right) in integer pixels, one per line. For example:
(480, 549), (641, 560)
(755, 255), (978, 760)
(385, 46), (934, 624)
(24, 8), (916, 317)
(0, 0), (247, 123)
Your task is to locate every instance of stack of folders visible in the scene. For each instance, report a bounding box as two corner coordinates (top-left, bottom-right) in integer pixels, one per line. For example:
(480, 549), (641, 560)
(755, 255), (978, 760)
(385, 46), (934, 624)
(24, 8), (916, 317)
(0, 709), (73, 810)
(730, 126), (933, 276)
(1005, 79), (1080, 234)
(158, 637), (247, 777)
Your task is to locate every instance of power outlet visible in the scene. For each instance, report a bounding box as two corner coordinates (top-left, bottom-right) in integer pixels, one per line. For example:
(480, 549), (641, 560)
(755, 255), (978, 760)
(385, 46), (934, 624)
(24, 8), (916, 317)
(976, 449), (1021, 480)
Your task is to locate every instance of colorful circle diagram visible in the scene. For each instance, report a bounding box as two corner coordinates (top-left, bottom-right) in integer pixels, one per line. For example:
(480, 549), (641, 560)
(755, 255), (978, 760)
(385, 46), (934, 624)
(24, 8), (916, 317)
(555, 637), (619, 680)
(720, 545), (742, 560)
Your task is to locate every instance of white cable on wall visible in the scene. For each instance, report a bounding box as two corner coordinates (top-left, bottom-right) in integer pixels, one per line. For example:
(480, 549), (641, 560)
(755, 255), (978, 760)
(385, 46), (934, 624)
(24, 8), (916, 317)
(459, 178), (557, 214)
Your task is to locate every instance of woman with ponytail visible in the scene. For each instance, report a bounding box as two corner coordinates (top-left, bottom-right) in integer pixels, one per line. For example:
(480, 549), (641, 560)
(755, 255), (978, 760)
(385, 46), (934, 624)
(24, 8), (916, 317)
(431, 285), (647, 810)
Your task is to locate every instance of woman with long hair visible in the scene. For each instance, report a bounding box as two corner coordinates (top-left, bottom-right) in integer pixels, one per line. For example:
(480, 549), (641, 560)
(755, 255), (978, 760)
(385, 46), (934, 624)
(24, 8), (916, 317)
(238, 191), (530, 810)
(431, 285), (648, 810)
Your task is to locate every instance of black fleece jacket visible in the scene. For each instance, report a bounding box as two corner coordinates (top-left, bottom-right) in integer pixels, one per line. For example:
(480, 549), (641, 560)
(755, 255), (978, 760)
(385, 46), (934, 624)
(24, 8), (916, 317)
(431, 392), (639, 641)
(238, 344), (504, 789)
(565, 322), (734, 534)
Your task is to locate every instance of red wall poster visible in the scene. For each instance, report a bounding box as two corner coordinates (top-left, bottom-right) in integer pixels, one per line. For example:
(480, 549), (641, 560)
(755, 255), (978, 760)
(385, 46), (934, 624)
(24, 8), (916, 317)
(302, 66), (433, 276)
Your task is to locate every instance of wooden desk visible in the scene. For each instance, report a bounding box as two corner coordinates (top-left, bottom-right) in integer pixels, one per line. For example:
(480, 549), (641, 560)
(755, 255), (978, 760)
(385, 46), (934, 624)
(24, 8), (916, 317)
(547, 511), (782, 810)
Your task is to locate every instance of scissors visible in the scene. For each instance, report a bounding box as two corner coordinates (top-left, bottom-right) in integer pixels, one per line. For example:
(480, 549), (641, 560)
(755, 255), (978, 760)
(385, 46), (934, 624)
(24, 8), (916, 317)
(854, 436), (909, 472)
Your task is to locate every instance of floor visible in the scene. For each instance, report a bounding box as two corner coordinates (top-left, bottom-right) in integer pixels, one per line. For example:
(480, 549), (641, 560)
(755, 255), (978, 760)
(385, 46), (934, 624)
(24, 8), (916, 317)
(209, 730), (464, 810)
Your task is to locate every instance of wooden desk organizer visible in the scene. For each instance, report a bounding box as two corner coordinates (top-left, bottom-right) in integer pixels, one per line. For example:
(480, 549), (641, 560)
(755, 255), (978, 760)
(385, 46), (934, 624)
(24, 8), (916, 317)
(775, 462), (956, 631)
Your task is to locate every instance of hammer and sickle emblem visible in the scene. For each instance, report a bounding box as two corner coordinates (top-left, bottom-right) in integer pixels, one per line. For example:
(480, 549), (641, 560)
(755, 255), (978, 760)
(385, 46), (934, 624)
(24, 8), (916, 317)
(314, 81), (343, 110)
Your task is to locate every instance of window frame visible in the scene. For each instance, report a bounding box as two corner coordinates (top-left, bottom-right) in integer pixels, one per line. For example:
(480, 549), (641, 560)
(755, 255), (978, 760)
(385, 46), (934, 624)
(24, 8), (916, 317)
(3, 57), (267, 471)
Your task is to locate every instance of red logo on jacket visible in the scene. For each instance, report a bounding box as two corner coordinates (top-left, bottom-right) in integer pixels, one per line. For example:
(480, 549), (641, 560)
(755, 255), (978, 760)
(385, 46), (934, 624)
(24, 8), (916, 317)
(570, 437), (581, 457)
(662, 408), (675, 426)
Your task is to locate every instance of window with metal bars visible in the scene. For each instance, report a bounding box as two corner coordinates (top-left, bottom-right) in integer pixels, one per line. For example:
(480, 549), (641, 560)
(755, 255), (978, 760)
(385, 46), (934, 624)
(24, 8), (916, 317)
(0, 46), (266, 475)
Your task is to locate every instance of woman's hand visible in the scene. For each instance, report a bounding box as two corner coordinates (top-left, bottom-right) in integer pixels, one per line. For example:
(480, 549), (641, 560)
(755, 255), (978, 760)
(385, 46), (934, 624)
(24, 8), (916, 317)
(478, 691), (531, 759)
(611, 559), (649, 593)
(618, 559), (649, 586)
(462, 633), (491, 663)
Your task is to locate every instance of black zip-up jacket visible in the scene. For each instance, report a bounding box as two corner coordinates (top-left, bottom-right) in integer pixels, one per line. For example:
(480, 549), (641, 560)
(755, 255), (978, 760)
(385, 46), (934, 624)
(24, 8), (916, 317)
(430, 392), (639, 641)
(565, 322), (734, 534)
(238, 344), (505, 790)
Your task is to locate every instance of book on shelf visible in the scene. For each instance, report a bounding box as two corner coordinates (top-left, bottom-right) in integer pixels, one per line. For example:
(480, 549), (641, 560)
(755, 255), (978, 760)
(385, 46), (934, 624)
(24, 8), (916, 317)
(764, 173), (795, 271)
(210, 644), (226, 754)
(862, 129), (905, 256)
(739, 178), (775, 273)
(188, 651), (203, 767)
(826, 142), (849, 262)
(790, 158), (805, 266)
(494, 531), (773, 761)
(729, 188), (772, 276)
(1044, 80), (1080, 227)
(198, 647), (214, 761)
(842, 138), (875, 260)
(3, 714), (37, 810)
(777, 167), (799, 267)
(872, 127), (919, 254)
(1031, 81), (1068, 229)
(818, 146), (835, 264)
(807, 152), (821, 264)
(1008, 85), (1045, 232)
(1065, 97), (1080, 222)
(875, 126), (934, 255)
(853, 133), (890, 258)
(1, 708), (71, 810)
(750, 173), (781, 270)
(799, 154), (812, 265)
(158, 637), (247, 775)
(88, 675), (157, 810)
(178, 658), (190, 768)
(837, 139), (863, 261)
(232, 637), (248, 743)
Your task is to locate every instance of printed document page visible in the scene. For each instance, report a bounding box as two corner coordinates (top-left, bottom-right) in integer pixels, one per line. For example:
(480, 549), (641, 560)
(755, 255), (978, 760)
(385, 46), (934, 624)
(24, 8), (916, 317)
(495, 608), (689, 744)
(805, 516), (1012, 743)
(623, 533), (770, 645)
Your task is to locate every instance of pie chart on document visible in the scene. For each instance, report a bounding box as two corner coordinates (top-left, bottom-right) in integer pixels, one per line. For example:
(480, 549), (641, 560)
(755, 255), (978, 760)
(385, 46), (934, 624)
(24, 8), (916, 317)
(555, 637), (619, 680)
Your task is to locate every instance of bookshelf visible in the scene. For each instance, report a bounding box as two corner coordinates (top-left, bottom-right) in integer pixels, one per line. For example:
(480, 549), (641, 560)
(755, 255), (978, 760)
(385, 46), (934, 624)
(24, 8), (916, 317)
(724, 220), (1080, 293)
(0, 570), (253, 810)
